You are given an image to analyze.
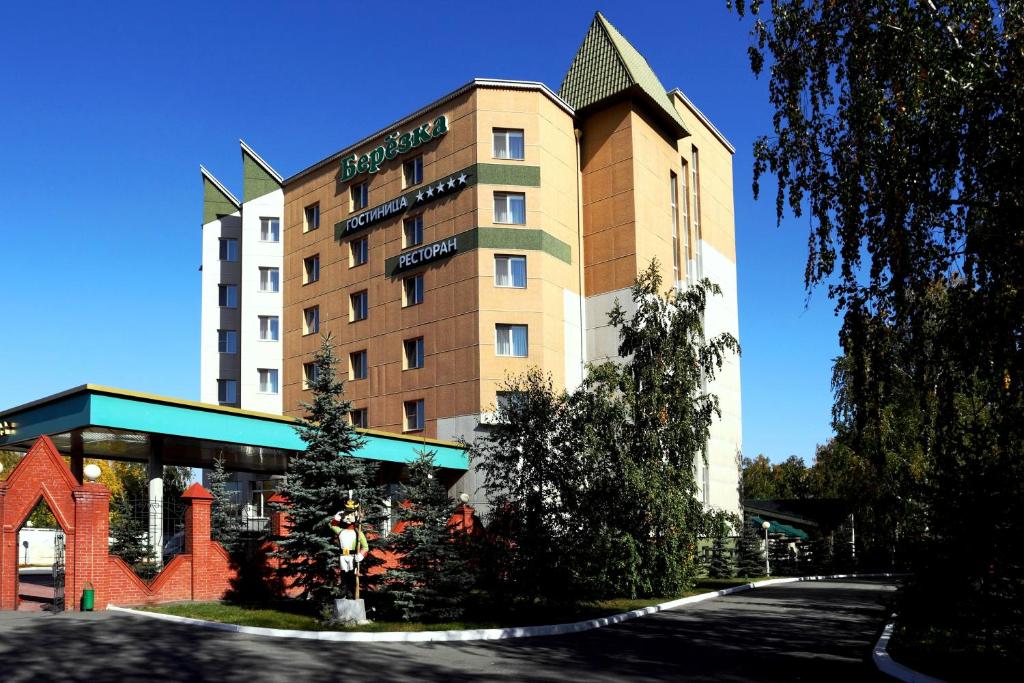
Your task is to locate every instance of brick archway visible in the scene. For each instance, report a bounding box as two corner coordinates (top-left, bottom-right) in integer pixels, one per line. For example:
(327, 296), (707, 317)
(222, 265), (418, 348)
(0, 436), (109, 610)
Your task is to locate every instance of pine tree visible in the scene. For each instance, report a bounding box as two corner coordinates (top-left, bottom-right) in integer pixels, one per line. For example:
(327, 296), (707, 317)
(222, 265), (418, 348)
(735, 518), (766, 578)
(706, 509), (736, 579)
(272, 334), (370, 611)
(208, 457), (240, 553)
(382, 448), (473, 622)
(109, 490), (158, 579)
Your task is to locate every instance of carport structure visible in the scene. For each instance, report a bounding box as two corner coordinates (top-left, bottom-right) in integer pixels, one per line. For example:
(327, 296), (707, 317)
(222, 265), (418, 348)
(0, 384), (468, 555)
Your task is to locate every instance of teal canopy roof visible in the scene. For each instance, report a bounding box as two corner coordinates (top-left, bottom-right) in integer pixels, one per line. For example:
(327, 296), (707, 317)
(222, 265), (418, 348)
(0, 385), (468, 474)
(750, 516), (809, 540)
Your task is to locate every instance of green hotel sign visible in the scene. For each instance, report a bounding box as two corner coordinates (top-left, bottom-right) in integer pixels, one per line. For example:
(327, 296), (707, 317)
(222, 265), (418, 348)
(339, 115), (449, 181)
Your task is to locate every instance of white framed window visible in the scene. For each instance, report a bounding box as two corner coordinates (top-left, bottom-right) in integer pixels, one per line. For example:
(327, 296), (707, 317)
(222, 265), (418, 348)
(496, 390), (525, 413)
(303, 254), (320, 284)
(350, 350), (367, 380)
(258, 315), (279, 341)
(259, 267), (280, 293)
(350, 291), (368, 321)
(260, 217), (280, 242)
(493, 192), (526, 225)
(403, 274), (424, 307)
(351, 182), (368, 211)
(404, 337), (424, 370)
(495, 323), (528, 357)
(217, 329), (238, 354)
(403, 215), (424, 248)
(691, 146), (703, 278)
(350, 407), (368, 428)
(303, 306), (320, 335)
(494, 255), (527, 288)
(218, 238), (239, 262)
(217, 379), (238, 405)
(403, 399), (425, 432)
(250, 480), (276, 518)
(680, 158), (691, 279)
(492, 128), (525, 160)
(218, 284), (238, 308)
(257, 368), (279, 394)
(304, 204), (320, 232)
(302, 362), (319, 390)
(403, 156), (423, 187)
(350, 237), (368, 267)
(670, 171), (680, 284)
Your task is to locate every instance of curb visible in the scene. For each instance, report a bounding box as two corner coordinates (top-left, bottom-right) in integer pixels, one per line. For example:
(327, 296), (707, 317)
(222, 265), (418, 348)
(872, 615), (946, 683)
(109, 572), (903, 643)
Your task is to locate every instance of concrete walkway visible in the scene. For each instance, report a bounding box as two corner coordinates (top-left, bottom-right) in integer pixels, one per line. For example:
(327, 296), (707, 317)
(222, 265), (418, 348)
(0, 578), (896, 682)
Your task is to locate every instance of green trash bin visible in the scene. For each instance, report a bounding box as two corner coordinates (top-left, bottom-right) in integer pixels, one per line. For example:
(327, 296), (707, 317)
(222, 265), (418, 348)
(81, 581), (94, 611)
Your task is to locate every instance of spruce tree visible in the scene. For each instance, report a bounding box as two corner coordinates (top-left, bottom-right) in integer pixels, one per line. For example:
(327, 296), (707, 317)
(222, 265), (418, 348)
(208, 457), (240, 553)
(272, 334), (370, 611)
(735, 518), (766, 578)
(706, 509), (736, 579)
(382, 448), (473, 622)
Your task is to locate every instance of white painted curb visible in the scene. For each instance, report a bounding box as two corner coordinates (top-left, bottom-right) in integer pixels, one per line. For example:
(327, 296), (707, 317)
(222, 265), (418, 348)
(109, 572), (903, 643)
(872, 615), (946, 683)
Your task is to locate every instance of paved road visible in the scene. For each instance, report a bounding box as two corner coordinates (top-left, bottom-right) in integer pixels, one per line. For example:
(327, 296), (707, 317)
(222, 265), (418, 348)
(0, 579), (895, 682)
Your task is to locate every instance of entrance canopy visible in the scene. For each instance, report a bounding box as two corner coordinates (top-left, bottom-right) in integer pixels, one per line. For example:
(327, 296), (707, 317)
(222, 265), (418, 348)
(0, 385), (468, 475)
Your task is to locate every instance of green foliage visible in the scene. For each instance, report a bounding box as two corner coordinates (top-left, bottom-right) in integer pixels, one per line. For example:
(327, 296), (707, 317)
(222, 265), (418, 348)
(705, 510), (737, 579)
(472, 261), (739, 602)
(735, 518), (766, 578)
(25, 499), (57, 528)
(272, 334), (371, 612)
(208, 458), (241, 553)
(0, 450), (21, 481)
(732, 0), (1024, 656)
(381, 449), (474, 622)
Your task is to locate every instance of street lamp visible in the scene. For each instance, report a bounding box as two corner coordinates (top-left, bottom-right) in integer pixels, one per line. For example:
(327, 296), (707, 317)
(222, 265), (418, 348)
(762, 520), (771, 576)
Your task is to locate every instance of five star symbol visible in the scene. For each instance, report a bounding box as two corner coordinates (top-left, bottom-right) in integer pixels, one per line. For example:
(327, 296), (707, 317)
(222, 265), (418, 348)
(413, 172), (472, 202)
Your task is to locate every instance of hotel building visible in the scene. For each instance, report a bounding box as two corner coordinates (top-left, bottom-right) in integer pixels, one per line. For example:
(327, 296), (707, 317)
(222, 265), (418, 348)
(199, 12), (742, 517)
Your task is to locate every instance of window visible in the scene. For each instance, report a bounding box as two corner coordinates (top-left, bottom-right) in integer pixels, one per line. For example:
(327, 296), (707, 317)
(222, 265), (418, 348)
(217, 379), (238, 405)
(403, 215), (424, 248)
(350, 182), (368, 211)
(404, 399), (425, 432)
(404, 337), (424, 370)
(350, 290), (368, 321)
(403, 274), (424, 307)
(680, 159), (691, 276)
(493, 128), (525, 160)
(217, 329), (238, 354)
(303, 306), (320, 335)
(259, 267), (280, 293)
(494, 255), (527, 288)
(493, 192), (526, 225)
(496, 390), (525, 413)
(691, 147), (703, 278)
(258, 315), (279, 341)
(303, 254), (320, 284)
(302, 362), (319, 389)
(495, 324), (528, 357)
(350, 408), (368, 428)
(304, 204), (320, 232)
(218, 284), (238, 308)
(260, 217), (280, 242)
(403, 156), (423, 187)
(258, 368), (279, 394)
(218, 238), (238, 262)
(670, 171), (680, 284)
(350, 237), (368, 267)
(350, 350), (367, 380)
(250, 480), (276, 518)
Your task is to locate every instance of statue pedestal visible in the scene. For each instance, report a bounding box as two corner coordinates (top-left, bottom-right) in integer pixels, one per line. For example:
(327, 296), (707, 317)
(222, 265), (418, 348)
(333, 598), (367, 625)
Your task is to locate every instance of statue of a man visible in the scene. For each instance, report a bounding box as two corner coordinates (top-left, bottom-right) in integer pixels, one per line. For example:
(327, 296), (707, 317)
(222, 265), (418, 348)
(330, 499), (368, 599)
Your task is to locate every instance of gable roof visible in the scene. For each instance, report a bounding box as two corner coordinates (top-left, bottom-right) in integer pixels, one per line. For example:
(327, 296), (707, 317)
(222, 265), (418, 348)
(199, 165), (240, 224)
(240, 140), (283, 202)
(559, 12), (688, 139)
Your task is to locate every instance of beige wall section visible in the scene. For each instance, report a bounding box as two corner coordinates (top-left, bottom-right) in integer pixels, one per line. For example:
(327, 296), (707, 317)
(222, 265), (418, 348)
(671, 92), (736, 266)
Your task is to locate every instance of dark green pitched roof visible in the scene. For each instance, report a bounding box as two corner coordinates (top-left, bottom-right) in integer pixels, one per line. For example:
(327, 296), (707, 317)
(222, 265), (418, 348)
(240, 140), (283, 202)
(200, 166), (240, 224)
(559, 12), (688, 139)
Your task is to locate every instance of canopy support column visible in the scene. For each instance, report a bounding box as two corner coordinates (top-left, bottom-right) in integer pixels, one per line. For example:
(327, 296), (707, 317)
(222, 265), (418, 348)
(148, 435), (164, 565)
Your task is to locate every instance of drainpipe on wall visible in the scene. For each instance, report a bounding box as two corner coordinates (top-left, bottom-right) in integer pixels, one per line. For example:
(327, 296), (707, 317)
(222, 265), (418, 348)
(574, 127), (586, 383)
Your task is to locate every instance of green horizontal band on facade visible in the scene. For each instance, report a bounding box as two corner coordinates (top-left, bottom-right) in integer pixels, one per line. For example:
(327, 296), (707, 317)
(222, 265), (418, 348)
(333, 163), (541, 242)
(383, 227), (572, 276)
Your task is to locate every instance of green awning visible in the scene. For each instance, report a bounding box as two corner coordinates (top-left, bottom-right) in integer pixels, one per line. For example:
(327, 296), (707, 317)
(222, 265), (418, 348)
(750, 516), (809, 540)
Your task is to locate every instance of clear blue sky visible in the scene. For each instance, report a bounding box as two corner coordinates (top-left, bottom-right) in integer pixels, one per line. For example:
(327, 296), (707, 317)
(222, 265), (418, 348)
(0, 1), (840, 464)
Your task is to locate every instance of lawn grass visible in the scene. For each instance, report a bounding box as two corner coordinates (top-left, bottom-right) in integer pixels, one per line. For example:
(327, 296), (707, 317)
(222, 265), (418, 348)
(140, 577), (767, 632)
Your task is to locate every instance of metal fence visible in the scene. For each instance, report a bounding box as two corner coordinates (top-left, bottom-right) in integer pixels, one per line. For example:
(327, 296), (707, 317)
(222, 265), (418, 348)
(108, 495), (187, 578)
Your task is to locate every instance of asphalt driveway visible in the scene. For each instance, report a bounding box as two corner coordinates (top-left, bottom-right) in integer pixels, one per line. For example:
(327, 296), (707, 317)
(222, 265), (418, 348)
(0, 578), (896, 682)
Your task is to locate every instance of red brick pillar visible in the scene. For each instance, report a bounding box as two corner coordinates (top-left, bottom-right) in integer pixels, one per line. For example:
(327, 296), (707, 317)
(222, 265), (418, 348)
(182, 483), (213, 601)
(268, 493), (289, 538)
(0, 482), (13, 610)
(71, 484), (111, 611)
